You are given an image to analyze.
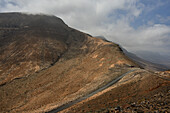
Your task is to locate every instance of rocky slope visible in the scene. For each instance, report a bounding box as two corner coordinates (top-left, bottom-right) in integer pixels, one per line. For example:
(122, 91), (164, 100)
(0, 13), (70, 86)
(0, 13), (169, 113)
(62, 69), (169, 113)
(0, 13), (137, 112)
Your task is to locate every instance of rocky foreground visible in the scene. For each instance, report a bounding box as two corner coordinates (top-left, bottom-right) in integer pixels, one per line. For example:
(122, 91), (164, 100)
(99, 91), (169, 113)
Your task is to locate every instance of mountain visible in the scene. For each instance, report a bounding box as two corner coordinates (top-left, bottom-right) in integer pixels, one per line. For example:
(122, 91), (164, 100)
(121, 47), (169, 71)
(0, 12), (136, 112)
(134, 51), (170, 68)
(0, 13), (169, 113)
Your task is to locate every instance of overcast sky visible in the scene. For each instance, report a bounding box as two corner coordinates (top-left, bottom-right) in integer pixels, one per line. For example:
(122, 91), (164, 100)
(0, 0), (170, 56)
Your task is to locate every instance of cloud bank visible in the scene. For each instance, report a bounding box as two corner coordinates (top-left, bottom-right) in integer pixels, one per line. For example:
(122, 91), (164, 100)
(0, 0), (170, 56)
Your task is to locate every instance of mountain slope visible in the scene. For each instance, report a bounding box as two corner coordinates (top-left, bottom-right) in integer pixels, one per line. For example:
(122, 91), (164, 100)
(0, 13), (169, 113)
(0, 13), (138, 112)
(0, 13), (70, 86)
(95, 37), (169, 71)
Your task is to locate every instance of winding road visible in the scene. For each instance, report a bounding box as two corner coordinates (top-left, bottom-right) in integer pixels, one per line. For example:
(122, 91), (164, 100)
(47, 69), (137, 113)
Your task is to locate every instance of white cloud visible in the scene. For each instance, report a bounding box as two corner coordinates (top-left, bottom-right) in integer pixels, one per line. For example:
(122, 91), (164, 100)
(107, 24), (170, 53)
(0, 0), (170, 56)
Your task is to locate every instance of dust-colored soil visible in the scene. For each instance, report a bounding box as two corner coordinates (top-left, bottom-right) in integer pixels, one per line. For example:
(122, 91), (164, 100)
(62, 69), (170, 113)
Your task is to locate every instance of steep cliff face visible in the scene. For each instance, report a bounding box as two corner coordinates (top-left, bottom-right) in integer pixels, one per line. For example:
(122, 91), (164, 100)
(0, 13), (137, 112)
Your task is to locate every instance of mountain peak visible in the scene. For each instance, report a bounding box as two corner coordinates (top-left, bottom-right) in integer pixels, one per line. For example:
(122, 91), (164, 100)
(0, 12), (67, 30)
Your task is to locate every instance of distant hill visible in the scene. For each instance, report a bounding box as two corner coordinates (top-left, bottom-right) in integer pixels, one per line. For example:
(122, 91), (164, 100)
(134, 50), (170, 68)
(121, 47), (169, 71)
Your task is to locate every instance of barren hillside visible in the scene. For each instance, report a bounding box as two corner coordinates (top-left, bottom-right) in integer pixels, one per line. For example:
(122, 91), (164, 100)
(0, 13), (169, 113)
(0, 13), (137, 112)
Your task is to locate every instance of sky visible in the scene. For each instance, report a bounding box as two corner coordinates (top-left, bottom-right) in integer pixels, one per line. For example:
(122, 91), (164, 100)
(0, 0), (170, 57)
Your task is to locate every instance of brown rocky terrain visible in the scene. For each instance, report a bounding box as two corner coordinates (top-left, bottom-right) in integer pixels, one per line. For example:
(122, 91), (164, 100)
(0, 13), (137, 112)
(62, 69), (169, 113)
(0, 13), (169, 113)
(0, 13), (70, 86)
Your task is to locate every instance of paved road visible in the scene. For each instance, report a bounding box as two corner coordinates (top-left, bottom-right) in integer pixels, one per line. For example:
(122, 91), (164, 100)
(47, 69), (136, 113)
